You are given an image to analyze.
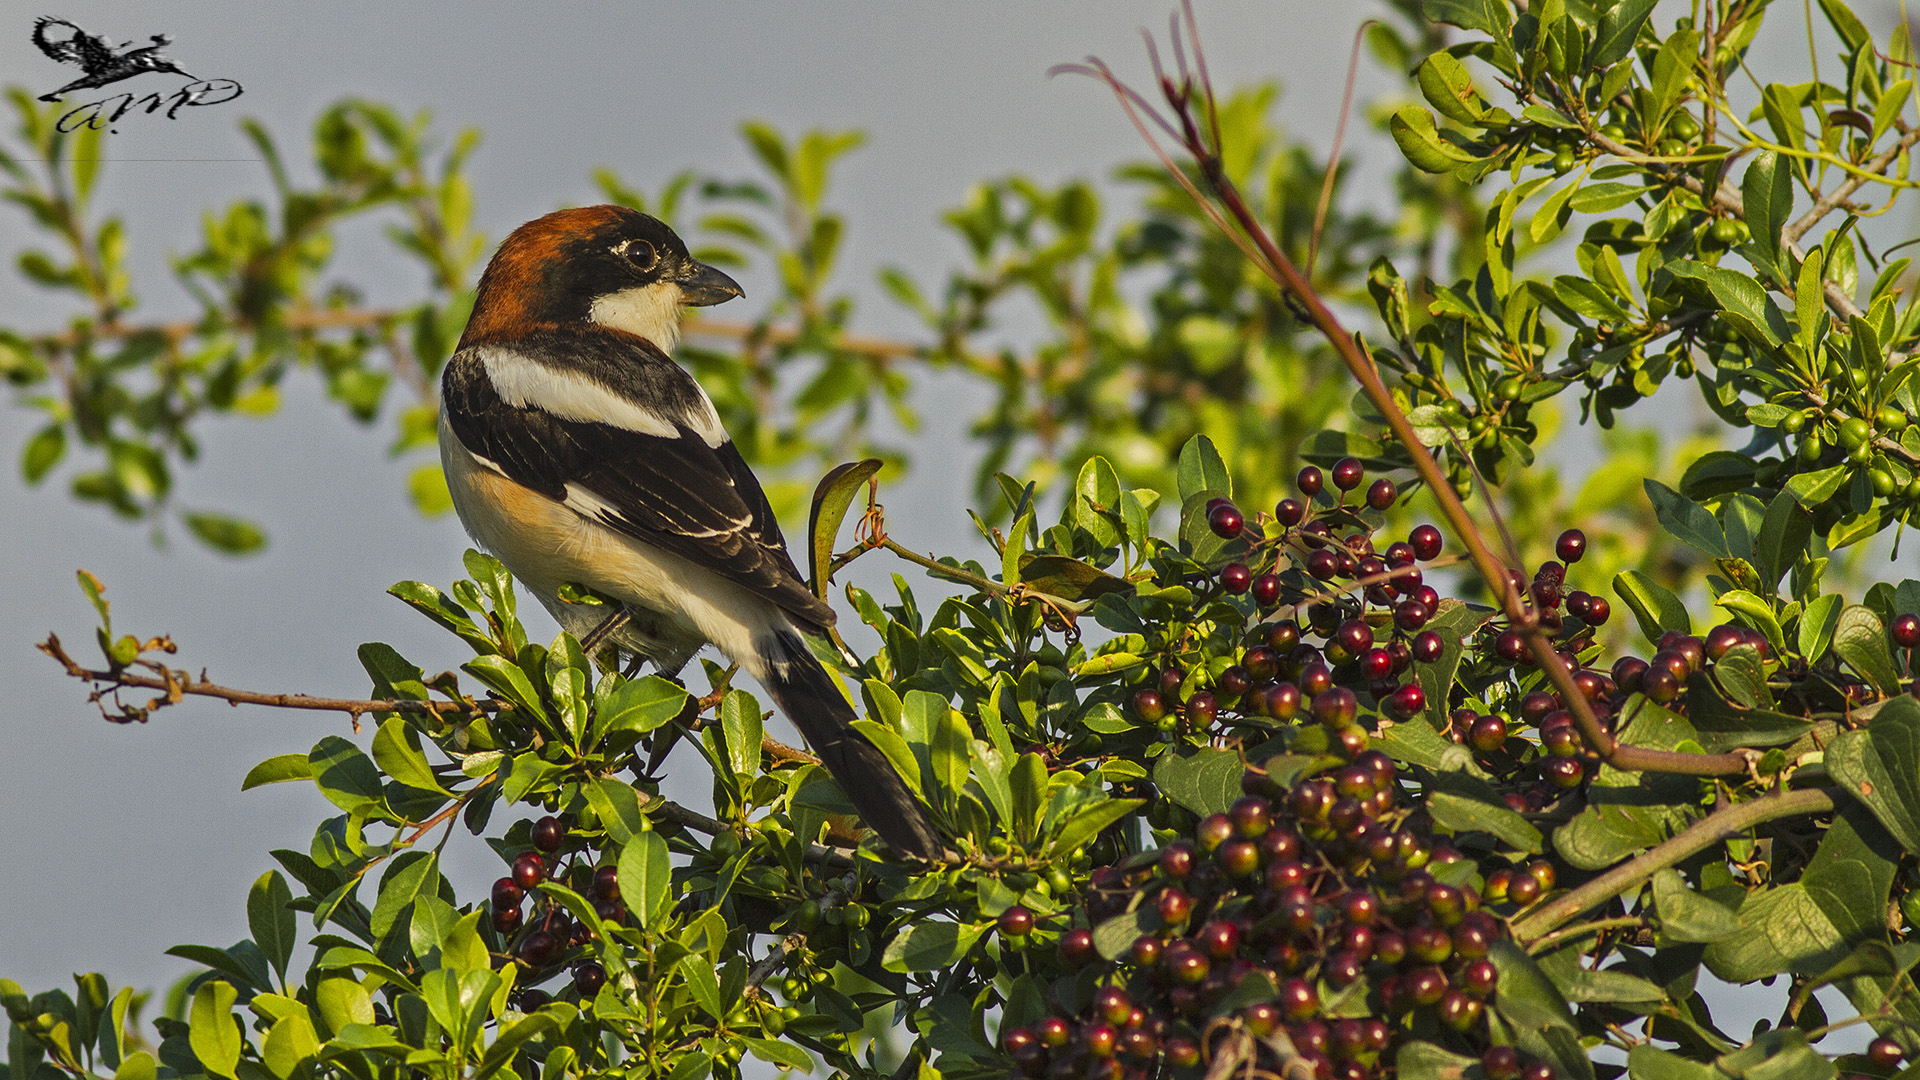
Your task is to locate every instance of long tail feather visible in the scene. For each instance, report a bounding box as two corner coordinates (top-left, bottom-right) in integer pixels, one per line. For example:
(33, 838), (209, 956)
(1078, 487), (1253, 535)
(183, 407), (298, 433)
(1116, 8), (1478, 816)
(758, 631), (946, 862)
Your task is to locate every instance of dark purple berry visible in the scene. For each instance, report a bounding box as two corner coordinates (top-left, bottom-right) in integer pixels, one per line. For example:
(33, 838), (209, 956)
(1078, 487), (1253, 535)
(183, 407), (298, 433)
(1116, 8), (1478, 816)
(1366, 478), (1397, 510)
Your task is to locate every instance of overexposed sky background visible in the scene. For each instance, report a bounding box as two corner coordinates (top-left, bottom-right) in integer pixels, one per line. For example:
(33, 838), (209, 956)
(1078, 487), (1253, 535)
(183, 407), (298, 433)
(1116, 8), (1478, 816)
(0, 0), (1897, 1048)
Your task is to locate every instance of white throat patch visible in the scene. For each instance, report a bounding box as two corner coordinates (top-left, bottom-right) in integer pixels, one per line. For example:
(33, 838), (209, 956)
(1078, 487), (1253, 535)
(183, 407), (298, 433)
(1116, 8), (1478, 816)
(589, 283), (684, 351)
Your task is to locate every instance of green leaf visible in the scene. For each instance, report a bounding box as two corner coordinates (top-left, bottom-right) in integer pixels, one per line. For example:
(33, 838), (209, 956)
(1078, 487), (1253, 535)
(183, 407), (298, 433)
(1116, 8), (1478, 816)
(807, 459), (882, 598)
(1152, 748), (1244, 817)
(1174, 435), (1231, 501)
(372, 718), (450, 794)
(1708, 267), (1787, 346)
(21, 424), (64, 483)
(1613, 570), (1691, 644)
(1626, 1045), (1716, 1080)
(462, 655), (545, 717)
(720, 689), (763, 780)
(1832, 605), (1900, 692)
(1071, 456), (1123, 549)
(740, 1037), (813, 1073)
(882, 921), (967, 972)
(1050, 798), (1144, 856)
(188, 982), (240, 1079)
(1591, 0), (1659, 68)
(1651, 869), (1741, 943)
(1785, 464), (1850, 508)
(369, 852), (439, 944)
(1714, 589), (1787, 657)
(183, 512), (267, 556)
(1010, 752), (1047, 845)
(1644, 479), (1729, 557)
(1093, 906), (1162, 961)
(1395, 1041), (1479, 1080)
(1567, 181), (1643, 214)
(585, 776), (651, 846)
(1742, 150), (1792, 272)
(1416, 51), (1485, 126)
(308, 736), (386, 817)
(1389, 105), (1484, 173)
(1413, 601), (1494, 729)
(592, 675), (688, 746)
(1828, 696), (1920, 851)
(1489, 940), (1591, 1079)
(1797, 593), (1844, 663)
(1756, 490), (1813, 587)
(242, 754), (313, 791)
(619, 831), (671, 929)
(1426, 774), (1541, 853)
(248, 871), (296, 985)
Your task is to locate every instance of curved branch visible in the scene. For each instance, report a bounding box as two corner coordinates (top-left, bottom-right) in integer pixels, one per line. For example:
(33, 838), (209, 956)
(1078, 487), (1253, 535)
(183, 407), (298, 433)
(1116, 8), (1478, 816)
(1509, 786), (1838, 943)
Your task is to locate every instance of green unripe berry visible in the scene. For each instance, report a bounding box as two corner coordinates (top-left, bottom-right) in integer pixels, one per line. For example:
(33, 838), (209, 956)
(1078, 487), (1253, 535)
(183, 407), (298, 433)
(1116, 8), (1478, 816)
(1551, 150), (1576, 173)
(1877, 405), (1909, 431)
(1840, 416), (1873, 449)
(1781, 411), (1807, 434)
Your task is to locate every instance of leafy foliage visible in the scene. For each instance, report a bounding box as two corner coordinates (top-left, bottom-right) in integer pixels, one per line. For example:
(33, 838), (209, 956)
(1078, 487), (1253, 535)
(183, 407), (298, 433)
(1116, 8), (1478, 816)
(15, 2), (1920, 1080)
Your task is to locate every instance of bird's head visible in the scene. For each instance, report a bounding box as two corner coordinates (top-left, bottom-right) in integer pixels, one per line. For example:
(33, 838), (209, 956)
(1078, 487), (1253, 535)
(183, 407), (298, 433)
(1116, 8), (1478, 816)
(459, 205), (742, 350)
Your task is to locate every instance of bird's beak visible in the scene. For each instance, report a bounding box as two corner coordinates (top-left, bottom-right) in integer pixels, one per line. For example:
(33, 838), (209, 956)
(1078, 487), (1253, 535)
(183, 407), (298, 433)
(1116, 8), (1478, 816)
(675, 261), (744, 307)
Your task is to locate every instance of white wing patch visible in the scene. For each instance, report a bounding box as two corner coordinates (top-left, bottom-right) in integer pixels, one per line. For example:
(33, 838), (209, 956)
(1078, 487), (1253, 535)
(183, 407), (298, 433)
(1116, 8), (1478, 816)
(478, 346), (683, 439)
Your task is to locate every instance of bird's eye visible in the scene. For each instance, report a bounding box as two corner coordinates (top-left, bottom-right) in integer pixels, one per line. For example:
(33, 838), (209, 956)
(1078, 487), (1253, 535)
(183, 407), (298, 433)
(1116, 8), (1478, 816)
(615, 239), (658, 272)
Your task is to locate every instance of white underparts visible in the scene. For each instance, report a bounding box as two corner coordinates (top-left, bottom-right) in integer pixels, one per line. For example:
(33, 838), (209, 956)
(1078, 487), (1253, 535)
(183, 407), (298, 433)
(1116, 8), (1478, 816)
(589, 282), (684, 351)
(438, 409), (785, 680)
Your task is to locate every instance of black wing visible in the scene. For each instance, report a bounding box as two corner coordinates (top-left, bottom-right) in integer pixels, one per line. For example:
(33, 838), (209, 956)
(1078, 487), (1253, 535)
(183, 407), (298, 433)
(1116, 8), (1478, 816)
(441, 328), (834, 629)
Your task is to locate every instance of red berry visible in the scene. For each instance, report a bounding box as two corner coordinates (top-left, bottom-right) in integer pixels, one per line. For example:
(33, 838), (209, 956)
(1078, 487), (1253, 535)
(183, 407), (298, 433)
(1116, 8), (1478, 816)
(1251, 573), (1282, 606)
(1470, 714), (1507, 753)
(492, 877), (525, 910)
(531, 815), (565, 853)
(1895, 615), (1920, 649)
(1220, 562), (1252, 593)
(512, 852), (547, 889)
(1482, 1048), (1521, 1080)
(492, 903), (523, 934)
(1556, 528), (1587, 563)
(1131, 688), (1167, 723)
(1275, 498), (1306, 526)
(1297, 467), (1325, 496)
(1494, 630), (1529, 663)
(1394, 599), (1431, 631)
(1279, 976), (1319, 1020)
(1208, 502), (1244, 539)
(1409, 524), (1443, 560)
(1057, 928), (1096, 967)
(591, 865), (620, 901)
(1307, 549), (1340, 580)
(1186, 691), (1218, 729)
(1410, 631), (1444, 662)
(1331, 457), (1365, 492)
(1585, 596), (1610, 625)
(1336, 618), (1374, 655)
(1366, 477), (1398, 510)
(1388, 683), (1426, 718)
(573, 960), (607, 997)
(1868, 1036), (1905, 1068)
(1157, 887), (1194, 925)
(998, 905), (1034, 938)
(518, 929), (559, 966)
(1313, 687), (1359, 728)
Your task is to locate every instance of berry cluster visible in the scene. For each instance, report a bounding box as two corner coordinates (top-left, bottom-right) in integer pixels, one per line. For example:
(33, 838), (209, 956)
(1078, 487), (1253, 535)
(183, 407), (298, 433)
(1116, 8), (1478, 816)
(1003, 757), (1567, 1080)
(1142, 461), (1609, 747)
(487, 814), (621, 1001)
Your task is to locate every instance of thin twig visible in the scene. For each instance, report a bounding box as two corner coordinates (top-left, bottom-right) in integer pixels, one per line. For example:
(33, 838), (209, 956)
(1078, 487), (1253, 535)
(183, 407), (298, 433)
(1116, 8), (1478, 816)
(1306, 20), (1375, 280)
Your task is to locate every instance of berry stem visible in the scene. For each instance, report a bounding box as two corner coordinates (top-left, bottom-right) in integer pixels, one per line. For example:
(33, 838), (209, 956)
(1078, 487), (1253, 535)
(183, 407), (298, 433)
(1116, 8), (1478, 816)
(1509, 786), (1837, 944)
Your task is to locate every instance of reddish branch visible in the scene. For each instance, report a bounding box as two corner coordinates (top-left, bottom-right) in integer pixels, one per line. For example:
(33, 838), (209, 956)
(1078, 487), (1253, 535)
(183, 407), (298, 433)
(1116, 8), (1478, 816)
(1062, 7), (1758, 779)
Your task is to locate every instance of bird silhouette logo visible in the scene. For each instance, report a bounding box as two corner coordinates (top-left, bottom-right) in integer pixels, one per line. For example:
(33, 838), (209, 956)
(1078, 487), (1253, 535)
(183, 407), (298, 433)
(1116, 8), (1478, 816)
(32, 17), (198, 102)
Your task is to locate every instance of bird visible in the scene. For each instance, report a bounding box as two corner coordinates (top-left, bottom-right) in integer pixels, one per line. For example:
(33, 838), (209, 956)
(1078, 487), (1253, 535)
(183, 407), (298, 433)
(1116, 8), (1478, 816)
(33, 18), (197, 102)
(437, 204), (946, 862)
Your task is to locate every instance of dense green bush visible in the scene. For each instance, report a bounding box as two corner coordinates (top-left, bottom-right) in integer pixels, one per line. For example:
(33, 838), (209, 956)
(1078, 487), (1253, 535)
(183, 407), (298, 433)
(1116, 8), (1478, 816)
(12, 2), (1920, 1079)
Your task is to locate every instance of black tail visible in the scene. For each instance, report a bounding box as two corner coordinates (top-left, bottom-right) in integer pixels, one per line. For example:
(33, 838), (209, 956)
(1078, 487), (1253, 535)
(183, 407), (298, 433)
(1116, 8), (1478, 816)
(759, 631), (946, 862)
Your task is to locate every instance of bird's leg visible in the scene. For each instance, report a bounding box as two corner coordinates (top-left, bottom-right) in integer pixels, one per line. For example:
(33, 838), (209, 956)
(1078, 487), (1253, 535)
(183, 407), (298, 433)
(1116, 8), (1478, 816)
(578, 607), (631, 655)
